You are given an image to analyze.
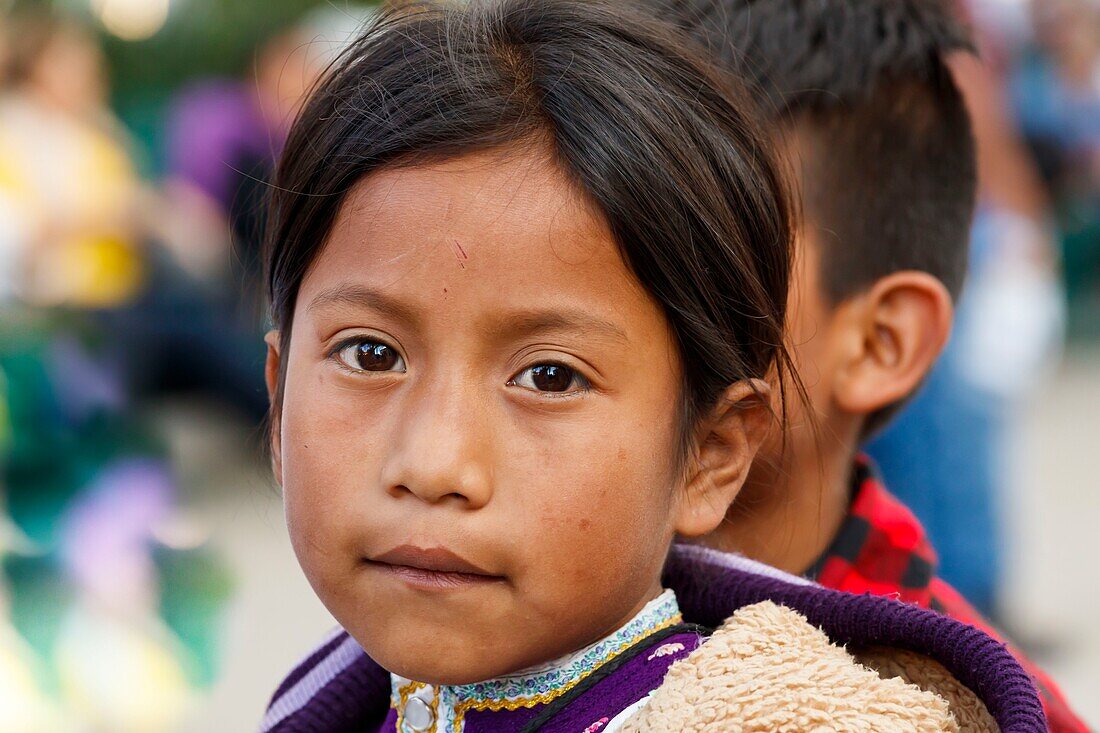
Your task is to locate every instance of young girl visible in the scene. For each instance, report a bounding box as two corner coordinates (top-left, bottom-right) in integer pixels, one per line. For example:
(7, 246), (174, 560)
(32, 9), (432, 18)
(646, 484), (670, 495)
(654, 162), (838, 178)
(259, 1), (1046, 731)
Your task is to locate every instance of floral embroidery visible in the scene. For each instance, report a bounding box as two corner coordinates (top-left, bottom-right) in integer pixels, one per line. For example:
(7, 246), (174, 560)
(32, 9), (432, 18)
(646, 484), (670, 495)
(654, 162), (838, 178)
(646, 642), (685, 661)
(452, 590), (680, 704)
(583, 717), (610, 732)
(390, 590), (681, 733)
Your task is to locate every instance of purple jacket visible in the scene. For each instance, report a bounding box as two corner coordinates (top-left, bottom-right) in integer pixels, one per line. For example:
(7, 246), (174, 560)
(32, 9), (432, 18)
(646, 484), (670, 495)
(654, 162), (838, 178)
(260, 545), (1047, 732)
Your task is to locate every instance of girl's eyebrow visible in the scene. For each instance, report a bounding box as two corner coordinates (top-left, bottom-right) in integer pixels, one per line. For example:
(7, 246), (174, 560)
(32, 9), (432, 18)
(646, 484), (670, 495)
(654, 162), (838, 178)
(308, 283), (627, 343)
(497, 310), (629, 344)
(307, 284), (418, 325)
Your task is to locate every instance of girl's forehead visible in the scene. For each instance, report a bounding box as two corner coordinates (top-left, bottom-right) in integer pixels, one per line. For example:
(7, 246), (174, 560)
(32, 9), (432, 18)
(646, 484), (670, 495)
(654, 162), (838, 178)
(332, 150), (606, 251)
(298, 150), (657, 326)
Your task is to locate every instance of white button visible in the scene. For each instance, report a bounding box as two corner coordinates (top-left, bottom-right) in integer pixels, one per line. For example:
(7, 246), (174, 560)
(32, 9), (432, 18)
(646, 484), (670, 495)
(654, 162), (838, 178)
(403, 696), (435, 732)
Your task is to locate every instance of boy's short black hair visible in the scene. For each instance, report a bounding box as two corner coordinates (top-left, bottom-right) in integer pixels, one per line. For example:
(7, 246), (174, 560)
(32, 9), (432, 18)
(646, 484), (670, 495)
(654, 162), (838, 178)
(656, 0), (977, 304)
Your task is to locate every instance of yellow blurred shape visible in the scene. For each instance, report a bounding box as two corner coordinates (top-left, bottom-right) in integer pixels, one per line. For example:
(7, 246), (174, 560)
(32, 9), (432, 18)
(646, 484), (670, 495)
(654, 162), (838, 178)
(0, 627), (71, 733)
(34, 235), (145, 308)
(56, 604), (194, 733)
(91, 0), (170, 41)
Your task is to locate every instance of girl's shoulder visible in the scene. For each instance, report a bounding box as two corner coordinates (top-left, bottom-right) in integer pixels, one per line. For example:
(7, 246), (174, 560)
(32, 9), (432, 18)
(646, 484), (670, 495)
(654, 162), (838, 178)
(662, 544), (1047, 733)
(257, 625), (709, 733)
(504, 625), (707, 733)
(622, 600), (988, 732)
(261, 547), (1047, 732)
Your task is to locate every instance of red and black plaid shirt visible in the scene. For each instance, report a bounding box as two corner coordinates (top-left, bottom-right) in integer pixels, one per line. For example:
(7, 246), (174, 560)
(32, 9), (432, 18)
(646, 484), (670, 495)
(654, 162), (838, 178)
(807, 456), (1088, 733)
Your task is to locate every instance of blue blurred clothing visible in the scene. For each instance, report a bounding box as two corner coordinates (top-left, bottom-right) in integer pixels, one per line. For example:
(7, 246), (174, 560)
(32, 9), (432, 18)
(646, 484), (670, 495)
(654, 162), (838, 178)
(865, 207), (1063, 617)
(1011, 51), (1100, 158)
(864, 354), (1004, 616)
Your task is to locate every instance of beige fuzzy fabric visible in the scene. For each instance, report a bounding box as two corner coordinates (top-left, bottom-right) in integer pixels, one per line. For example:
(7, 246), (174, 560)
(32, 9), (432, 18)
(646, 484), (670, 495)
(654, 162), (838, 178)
(621, 601), (960, 733)
(853, 647), (997, 733)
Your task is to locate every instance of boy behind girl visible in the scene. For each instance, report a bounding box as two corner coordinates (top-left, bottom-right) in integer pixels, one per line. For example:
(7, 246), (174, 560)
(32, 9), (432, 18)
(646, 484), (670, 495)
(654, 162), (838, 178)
(656, 0), (1087, 729)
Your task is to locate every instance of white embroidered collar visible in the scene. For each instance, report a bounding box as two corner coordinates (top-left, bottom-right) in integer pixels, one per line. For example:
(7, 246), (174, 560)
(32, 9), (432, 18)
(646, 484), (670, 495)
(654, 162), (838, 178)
(390, 589), (681, 733)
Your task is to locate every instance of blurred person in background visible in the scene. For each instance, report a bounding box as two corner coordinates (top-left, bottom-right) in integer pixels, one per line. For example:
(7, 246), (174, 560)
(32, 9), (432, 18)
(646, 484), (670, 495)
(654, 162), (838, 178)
(867, 0), (1066, 622)
(1012, 0), (1100, 326)
(0, 6), (231, 731)
(0, 1), (267, 423)
(120, 12), (359, 424)
(161, 23), (323, 310)
(0, 4), (144, 308)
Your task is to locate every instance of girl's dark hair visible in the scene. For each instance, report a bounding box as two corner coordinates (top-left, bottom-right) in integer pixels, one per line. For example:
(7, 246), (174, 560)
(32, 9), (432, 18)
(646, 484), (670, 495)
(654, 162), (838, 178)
(266, 0), (796, 450)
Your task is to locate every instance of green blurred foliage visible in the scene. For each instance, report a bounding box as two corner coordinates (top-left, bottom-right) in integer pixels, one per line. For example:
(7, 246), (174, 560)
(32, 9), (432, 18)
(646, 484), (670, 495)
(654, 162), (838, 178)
(155, 544), (234, 687)
(100, 0), (324, 97)
(9, 0), (342, 90)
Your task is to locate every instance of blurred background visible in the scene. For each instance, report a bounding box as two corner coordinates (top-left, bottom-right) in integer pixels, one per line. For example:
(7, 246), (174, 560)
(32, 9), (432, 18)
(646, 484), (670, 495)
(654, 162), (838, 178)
(0, 0), (1096, 730)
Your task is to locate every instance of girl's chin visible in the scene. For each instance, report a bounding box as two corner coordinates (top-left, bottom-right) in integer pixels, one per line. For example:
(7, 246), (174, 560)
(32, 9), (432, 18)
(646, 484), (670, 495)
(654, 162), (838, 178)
(343, 607), (534, 685)
(372, 653), (527, 687)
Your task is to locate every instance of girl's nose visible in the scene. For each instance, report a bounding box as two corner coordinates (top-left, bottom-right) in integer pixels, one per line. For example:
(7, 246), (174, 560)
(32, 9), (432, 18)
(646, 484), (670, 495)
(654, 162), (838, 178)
(380, 383), (494, 509)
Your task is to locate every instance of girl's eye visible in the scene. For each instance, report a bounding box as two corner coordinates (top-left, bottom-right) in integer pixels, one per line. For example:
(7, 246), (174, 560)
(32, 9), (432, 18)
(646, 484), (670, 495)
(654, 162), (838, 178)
(511, 364), (589, 394)
(335, 340), (406, 373)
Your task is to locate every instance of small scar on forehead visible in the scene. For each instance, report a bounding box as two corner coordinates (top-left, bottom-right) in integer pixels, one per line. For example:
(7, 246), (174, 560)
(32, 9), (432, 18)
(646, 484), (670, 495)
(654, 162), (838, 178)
(451, 239), (470, 269)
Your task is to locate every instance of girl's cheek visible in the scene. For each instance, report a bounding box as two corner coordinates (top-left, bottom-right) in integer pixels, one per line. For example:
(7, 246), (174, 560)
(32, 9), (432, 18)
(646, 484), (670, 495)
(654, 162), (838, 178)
(280, 412), (352, 537)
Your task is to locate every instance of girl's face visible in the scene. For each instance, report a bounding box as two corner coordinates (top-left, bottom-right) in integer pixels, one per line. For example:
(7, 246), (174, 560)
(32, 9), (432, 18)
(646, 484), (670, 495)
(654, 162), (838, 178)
(269, 149), (697, 685)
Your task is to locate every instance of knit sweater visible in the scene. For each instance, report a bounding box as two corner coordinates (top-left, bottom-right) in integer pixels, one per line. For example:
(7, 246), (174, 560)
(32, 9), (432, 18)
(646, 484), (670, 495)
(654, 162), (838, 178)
(260, 544), (1047, 732)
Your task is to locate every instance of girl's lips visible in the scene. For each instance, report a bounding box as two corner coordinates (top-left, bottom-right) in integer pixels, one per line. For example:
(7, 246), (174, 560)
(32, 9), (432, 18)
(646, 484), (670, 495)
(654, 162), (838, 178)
(365, 544), (505, 589)
(371, 563), (504, 589)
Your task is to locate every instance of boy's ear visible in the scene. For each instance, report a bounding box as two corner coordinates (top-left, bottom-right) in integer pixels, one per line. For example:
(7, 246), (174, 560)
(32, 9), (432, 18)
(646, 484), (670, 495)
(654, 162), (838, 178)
(676, 380), (773, 538)
(264, 330), (284, 486)
(831, 271), (953, 415)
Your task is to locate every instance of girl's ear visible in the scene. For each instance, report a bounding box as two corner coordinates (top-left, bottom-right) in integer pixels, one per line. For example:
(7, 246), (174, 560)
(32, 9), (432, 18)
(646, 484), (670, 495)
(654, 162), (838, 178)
(675, 380), (773, 538)
(264, 330), (284, 486)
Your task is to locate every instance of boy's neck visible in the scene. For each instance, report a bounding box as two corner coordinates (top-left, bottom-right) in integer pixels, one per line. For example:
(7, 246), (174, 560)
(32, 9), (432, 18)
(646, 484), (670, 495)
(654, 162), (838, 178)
(704, 419), (859, 576)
